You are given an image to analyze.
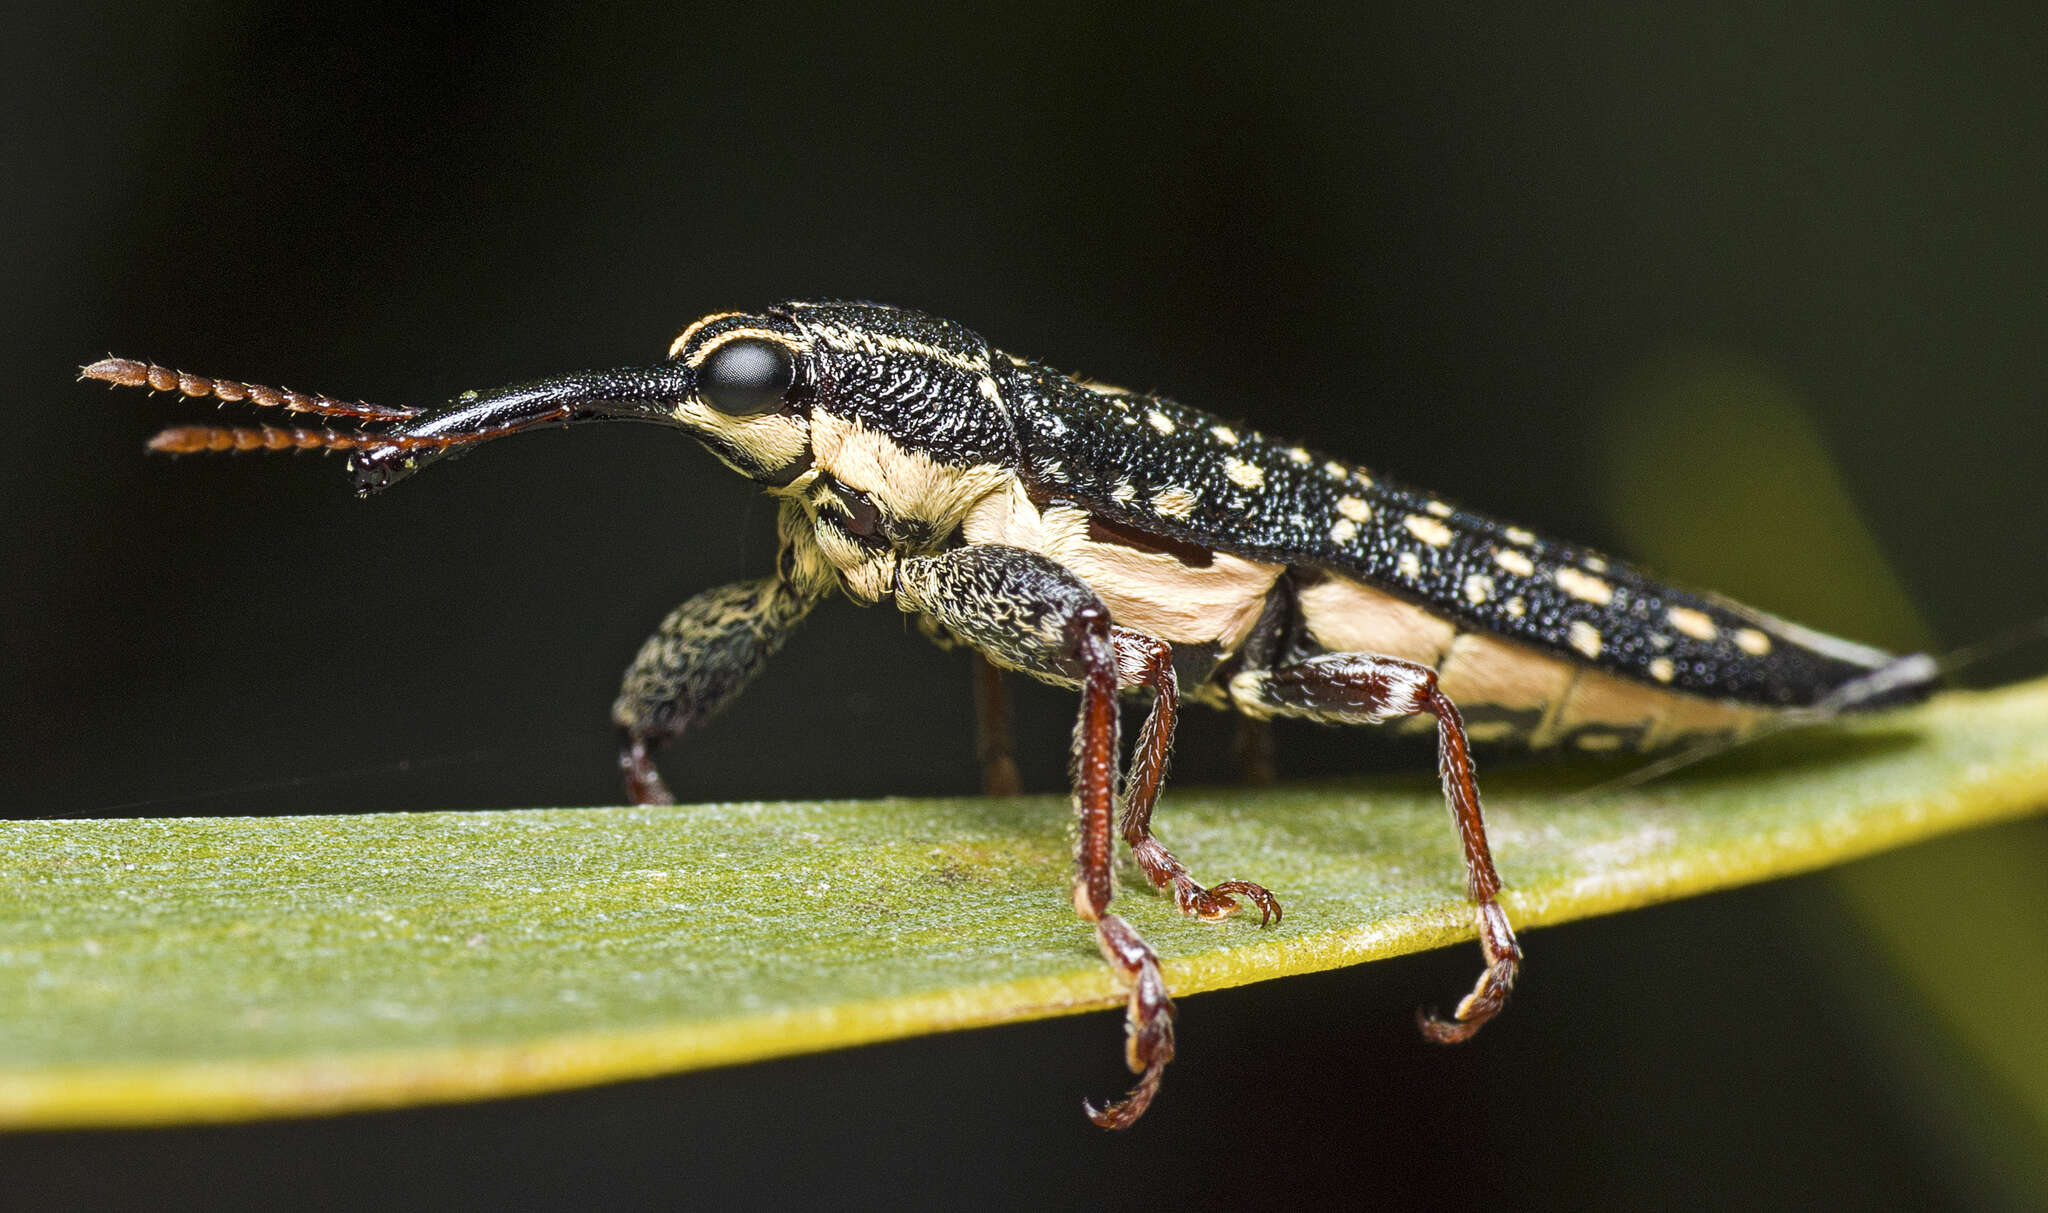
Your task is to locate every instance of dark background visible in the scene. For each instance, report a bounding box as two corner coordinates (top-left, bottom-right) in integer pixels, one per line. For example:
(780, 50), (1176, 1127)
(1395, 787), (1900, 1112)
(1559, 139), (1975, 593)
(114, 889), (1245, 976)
(7, 3), (2047, 1208)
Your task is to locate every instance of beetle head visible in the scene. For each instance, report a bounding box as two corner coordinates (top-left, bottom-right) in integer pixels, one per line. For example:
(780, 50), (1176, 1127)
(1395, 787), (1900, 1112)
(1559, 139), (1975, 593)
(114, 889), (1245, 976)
(354, 301), (1013, 496)
(348, 311), (823, 495)
(96, 301), (1014, 508)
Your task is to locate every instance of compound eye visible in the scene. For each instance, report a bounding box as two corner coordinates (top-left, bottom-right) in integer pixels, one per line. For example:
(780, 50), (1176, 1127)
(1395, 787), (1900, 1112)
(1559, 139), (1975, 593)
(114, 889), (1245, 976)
(698, 337), (795, 416)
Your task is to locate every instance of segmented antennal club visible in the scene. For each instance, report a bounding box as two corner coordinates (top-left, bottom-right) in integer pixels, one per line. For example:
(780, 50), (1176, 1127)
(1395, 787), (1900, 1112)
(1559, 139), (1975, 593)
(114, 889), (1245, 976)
(79, 357), (420, 422)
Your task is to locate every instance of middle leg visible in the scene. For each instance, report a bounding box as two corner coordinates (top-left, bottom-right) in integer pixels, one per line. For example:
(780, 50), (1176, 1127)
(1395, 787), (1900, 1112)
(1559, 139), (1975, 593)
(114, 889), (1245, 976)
(972, 655), (1025, 796)
(1114, 632), (1281, 925)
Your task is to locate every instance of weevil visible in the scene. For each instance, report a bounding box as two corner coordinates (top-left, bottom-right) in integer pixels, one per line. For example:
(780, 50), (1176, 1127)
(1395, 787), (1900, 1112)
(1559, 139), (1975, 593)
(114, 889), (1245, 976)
(85, 301), (1938, 1128)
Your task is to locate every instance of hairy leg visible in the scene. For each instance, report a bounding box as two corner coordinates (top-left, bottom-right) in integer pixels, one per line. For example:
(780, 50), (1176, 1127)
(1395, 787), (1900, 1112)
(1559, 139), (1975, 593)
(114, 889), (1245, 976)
(895, 544), (1179, 1128)
(1231, 652), (1522, 1042)
(611, 576), (815, 805)
(1115, 631), (1280, 925)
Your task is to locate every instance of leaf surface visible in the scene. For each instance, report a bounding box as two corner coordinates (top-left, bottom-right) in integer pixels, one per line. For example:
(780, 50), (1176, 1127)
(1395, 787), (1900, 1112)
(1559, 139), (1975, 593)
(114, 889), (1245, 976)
(6, 679), (2048, 1128)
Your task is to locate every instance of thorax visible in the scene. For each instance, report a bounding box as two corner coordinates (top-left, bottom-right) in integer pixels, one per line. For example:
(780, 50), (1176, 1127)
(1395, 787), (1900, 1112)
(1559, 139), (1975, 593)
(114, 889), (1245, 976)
(961, 477), (1284, 654)
(780, 409), (1014, 604)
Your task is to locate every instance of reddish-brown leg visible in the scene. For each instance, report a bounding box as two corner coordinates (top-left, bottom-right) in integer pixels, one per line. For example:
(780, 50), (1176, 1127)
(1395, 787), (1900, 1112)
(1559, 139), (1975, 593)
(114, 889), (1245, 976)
(1233, 653), (1522, 1042)
(1413, 688), (1521, 1042)
(1114, 630), (1281, 926)
(1067, 613), (1176, 1129)
(619, 733), (675, 805)
(891, 545), (1188, 1128)
(973, 655), (1024, 796)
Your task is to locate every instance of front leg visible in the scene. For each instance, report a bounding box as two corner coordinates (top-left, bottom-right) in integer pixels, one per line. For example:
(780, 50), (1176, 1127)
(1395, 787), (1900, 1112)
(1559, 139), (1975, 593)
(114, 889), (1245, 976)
(611, 576), (815, 805)
(895, 545), (1175, 1129)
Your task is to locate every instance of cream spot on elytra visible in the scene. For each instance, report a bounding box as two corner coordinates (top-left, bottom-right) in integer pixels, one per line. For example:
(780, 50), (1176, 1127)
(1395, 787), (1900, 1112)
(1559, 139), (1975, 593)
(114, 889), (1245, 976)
(1324, 461), (1348, 480)
(1555, 566), (1615, 606)
(1286, 447), (1312, 465)
(1397, 551), (1422, 578)
(1111, 481), (1137, 505)
(1223, 457), (1264, 489)
(1463, 574), (1495, 604)
(1337, 495), (1371, 522)
(1649, 656), (1676, 683)
(1330, 518), (1359, 543)
(1503, 526), (1537, 546)
(1493, 547), (1536, 578)
(1583, 555), (1609, 573)
(1210, 424), (1239, 446)
(1667, 607), (1718, 642)
(1734, 627), (1773, 656)
(1506, 595), (1527, 619)
(1425, 500), (1454, 518)
(1403, 514), (1453, 547)
(1568, 620), (1604, 660)
(1151, 485), (1199, 519)
(1147, 410), (1176, 435)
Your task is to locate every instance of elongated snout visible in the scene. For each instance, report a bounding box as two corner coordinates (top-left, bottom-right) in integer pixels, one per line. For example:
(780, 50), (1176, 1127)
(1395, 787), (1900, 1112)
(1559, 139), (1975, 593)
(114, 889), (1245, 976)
(349, 363), (692, 495)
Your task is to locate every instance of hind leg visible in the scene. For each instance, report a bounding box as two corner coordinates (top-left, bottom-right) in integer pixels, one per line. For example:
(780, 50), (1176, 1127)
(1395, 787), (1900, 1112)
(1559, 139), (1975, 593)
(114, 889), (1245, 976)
(1230, 652), (1521, 1042)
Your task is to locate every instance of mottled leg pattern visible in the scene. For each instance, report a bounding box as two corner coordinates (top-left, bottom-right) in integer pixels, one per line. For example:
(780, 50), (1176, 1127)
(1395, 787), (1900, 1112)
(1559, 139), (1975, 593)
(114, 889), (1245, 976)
(611, 576), (815, 806)
(1115, 631), (1281, 926)
(1231, 652), (1522, 1043)
(972, 655), (1024, 795)
(894, 544), (1175, 1128)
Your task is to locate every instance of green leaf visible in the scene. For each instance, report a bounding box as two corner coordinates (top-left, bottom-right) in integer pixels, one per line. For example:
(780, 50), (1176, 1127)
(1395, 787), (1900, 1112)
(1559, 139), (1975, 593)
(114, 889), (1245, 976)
(7, 678), (2048, 1130)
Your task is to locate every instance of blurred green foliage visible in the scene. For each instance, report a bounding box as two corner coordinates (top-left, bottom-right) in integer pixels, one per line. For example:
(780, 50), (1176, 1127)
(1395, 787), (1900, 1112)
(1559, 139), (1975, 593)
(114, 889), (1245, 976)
(1601, 348), (2048, 1182)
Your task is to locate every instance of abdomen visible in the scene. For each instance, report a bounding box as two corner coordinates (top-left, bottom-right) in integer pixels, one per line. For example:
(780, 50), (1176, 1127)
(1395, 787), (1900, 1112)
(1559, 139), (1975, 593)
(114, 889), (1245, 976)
(1288, 568), (1918, 752)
